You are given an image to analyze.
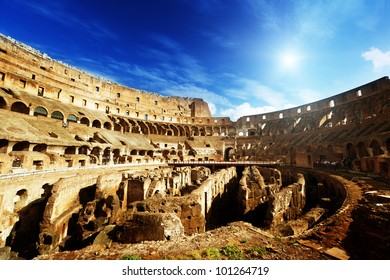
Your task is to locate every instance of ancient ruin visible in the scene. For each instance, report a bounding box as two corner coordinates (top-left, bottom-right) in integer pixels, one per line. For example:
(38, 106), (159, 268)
(0, 34), (389, 260)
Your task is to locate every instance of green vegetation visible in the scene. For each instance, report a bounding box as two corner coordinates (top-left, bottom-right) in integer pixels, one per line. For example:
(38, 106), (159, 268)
(122, 255), (142, 260)
(201, 248), (221, 260)
(248, 247), (267, 257)
(220, 244), (245, 260)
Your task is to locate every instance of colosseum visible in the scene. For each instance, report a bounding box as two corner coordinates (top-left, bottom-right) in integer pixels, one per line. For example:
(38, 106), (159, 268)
(0, 34), (389, 260)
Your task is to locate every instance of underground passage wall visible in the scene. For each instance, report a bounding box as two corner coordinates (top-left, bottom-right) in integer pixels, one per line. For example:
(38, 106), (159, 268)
(0, 33), (389, 260)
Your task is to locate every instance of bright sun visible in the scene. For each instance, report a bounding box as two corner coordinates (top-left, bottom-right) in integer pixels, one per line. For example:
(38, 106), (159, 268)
(280, 51), (300, 70)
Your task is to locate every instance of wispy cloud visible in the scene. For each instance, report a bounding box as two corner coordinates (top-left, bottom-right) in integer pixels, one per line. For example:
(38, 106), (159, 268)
(202, 32), (237, 49)
(220, 102), (275, 121)
(20, 0), (117, 41)
(362, 47), (390, 72)
(245, 0), (368, 39)
(224, 77), (289, 108)
(148, 33), (182, 51)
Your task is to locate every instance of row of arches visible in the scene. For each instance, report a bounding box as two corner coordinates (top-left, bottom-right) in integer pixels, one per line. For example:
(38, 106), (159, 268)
(1, 97), (237, 137)
(238, 94), (390, 137)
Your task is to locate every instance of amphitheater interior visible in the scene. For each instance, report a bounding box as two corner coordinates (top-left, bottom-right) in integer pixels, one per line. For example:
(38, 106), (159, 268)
(0, 34), (389, 260)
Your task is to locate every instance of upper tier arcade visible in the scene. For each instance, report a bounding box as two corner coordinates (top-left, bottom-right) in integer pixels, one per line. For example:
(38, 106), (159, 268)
(236, 76), (390, 137)
(0, 34), (216, 124)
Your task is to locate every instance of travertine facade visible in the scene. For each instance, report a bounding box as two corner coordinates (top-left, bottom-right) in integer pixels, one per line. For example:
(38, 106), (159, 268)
(0, 34), (389, 259)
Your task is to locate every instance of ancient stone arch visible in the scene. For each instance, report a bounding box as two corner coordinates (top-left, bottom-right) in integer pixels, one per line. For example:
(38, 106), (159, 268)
(64, 146), (76, 155)
(92, 120), (101, 128)
(67, 114), (77, 123)
(137, 121), (149, 135)
(103, 121), (112, 130)
(0, 96), (7, 109)
(33, 143), (47, 152)
(357, 141), (369, 157)
(33, 106), (48, 117)
(346, 143), (357, 159)
(12, 141), (30, 151)
(51, 110), (64, 120)
(11, 101), (29, 114)
(369, 139), (384, 156)
(78, 145), (90, 155)
(224, 147), (234, 161)
(80, 117), (90, 126)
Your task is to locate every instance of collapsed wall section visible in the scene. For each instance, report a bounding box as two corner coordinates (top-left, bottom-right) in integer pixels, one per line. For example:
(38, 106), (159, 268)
(117, 167), (238, 243)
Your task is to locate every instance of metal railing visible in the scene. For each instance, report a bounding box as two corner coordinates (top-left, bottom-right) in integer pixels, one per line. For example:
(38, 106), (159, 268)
(167, 160), (280, 165)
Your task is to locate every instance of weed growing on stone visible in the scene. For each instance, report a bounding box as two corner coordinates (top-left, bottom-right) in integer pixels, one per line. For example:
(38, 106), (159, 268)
(220, 244), (245, 260)
(122, 255), (142, 260)
(201, 248), (221, 260)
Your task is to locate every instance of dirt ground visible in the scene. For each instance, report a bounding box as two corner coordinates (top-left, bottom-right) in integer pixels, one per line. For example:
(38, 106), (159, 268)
(34, 173), (390, 261)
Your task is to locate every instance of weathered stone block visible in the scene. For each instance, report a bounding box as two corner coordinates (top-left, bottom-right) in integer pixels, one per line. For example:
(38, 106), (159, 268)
(118, 213), (184, 243)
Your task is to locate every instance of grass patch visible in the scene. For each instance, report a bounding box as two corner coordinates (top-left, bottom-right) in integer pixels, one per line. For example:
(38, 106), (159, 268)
(248, 247), (267, 258)
(122, 255), (142, 260)
(201, 248), (221, 260)
(220, 244), (245, 260)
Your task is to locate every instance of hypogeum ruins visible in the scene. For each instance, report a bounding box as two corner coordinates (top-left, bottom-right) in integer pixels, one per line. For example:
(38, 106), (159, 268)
(0, 34), (389, 260)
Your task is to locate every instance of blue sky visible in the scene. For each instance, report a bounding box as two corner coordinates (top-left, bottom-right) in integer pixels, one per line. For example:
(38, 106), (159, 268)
(1, 0), (390, 120)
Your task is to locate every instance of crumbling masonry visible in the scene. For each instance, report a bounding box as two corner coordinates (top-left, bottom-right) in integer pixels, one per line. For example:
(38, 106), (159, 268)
(0, 34), (389, 259)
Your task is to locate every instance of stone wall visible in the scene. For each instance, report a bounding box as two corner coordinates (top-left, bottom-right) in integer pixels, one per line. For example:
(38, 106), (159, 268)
(117, 167), (237, 242)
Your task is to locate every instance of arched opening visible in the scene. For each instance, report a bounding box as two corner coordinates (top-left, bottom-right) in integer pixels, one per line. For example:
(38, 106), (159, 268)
(33, 144), (47, 153)
(103, 147), (111, 164)
(228, 126), (236, 136)
(0, 139), (9, 153)
(11, 102), (29, 114)
(170, 125), (179, 136)
(224, 147), (234, 161)
(0, 96), (7, 109)
(138, 121), (149, 135)
(51, 111), (64, 120)
(92, 120), (101, 128)
(357, 142), (369, 157)
(33, 106), (48, 117)
(147, 123), (157, 134)
(12, 141), (30, 151)
(114, 122), (121, 132)
(191, 126), (199, 136)
(118, 118), (129, 133)
(78, 146), (89, 155)
(90, 147), (101, 164)
(177, 125), (185, 136)
(346, 143), (357, 159)
(67, 114), (77, 123)
(103, 122), (112, 130)
(80, 117), (90, 126)
(113, 149), (121, 163)
(14, 189), (28, 212)
(65, 146), (76, 155)
(369, 139), (384, 156)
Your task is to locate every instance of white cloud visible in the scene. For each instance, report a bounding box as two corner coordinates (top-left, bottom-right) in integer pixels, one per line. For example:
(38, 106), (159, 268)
(362, 47), (390, 72)
(208, 103), (217, 115)
(220, 102), (275, 121)
(224, 77), (288, 108)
